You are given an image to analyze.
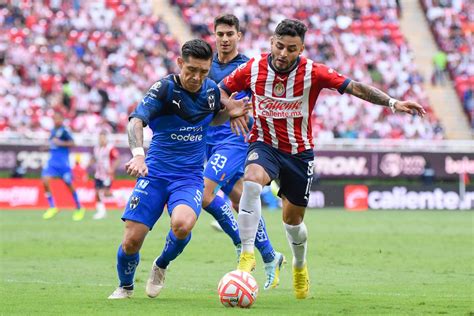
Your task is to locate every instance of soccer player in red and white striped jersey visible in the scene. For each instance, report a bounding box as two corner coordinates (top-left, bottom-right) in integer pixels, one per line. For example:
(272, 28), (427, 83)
(90, 130), (120, 219)
(220, 19), (426, 299)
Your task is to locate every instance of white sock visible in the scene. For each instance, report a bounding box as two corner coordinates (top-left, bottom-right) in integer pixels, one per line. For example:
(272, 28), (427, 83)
(284, 222), (308, 268)
(238, 181), (262, 254)
(96, 202), (106, 215)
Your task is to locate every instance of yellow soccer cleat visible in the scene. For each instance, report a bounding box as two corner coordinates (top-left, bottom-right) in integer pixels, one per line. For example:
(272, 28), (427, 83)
(42, 207), (59, 220)
(72, 208), (86, 221)
(293, 263), (309, 299)
(237, 252), (256, 273)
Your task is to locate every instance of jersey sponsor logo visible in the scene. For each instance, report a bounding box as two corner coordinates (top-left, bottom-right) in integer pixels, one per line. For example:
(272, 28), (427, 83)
(137, 179), (149, 189)
(273, 82), (285, 96)
(170, 126), (204, 142)
(344, 185), (369, 211)
(255, 95), (303, 118)
(208, 93), (216, 110)
(172, 99), (182, 109)
(129, 196), (140, 210)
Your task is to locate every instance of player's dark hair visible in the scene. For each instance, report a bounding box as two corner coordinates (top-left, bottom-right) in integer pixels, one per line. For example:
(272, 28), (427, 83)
(274, 19), (307, 42)
(181, 39), (213, 61)
(214, 14), (240, 32)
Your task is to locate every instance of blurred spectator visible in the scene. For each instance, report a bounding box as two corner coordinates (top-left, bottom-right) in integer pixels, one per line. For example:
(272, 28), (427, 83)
(431, 50), (448, 85)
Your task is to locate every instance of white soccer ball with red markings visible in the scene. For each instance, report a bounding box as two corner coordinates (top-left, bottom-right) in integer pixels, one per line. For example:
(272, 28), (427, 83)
(218, 270), (258, 308)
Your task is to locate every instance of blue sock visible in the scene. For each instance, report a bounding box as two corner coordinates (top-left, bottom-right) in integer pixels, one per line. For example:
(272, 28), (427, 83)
(116, 244), (139, 288)
(155, 230), (191, 269)
(204, 196), (241, 246)
(255, 217), (276, 263)
(72, 191), (81, 209)
(46, 192), (55, 208)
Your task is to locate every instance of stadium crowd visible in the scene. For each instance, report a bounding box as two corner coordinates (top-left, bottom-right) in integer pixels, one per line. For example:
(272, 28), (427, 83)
(173, 0), (445, 140)
(1, 0), (446, 140)
(420, 0), (473, 128)
(0, 1), (180, 134)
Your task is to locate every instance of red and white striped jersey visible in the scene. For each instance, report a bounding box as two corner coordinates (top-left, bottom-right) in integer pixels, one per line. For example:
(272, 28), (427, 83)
(93, 144), (119, 181)
(221, 53), (350, 154)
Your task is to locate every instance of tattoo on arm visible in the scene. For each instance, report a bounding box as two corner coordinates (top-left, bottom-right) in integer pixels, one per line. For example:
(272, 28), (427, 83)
(127, 118), (144, 149)
(345, 81), (390, 106)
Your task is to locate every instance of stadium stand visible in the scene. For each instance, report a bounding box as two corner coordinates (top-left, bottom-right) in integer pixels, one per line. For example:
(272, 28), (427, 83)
(173, 0), (445, 140)
(0, 1), (181, 134)
(419, 0), (473, 129)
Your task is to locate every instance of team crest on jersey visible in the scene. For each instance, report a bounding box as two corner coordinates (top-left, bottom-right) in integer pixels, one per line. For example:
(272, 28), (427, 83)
(208, 93), (216, 110)
(248, 151), (259, 161)
(273, 82), (285, 97)
(129, 196), (140, 210)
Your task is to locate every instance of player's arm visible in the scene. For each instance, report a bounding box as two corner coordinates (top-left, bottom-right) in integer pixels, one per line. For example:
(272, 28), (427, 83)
(125, 80), (166, 178)
(53, 128), (75, 147)
(345, 81), (426, 116)
(211, 91), (252, 126)
(109, 148), (120, 177)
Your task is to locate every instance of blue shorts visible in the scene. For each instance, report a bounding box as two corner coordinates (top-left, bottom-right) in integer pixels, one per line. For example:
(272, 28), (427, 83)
(95, 178), (111, 189)
(204, 144), (246, 195)
(245, 141), (314, 207)
(121, 176), (203, 230)
(41, 163), (72, 184)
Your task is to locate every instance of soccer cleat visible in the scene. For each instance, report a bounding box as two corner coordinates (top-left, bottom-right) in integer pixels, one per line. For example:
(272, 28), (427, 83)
(146, 261), (166, 298)
(210, 220), (224, 232)
(237, 252), (256, 273)
(293, 263), (310, 299)
(264, 252), (286, 290)
(92, 211), (107, 220)
(42, 207), (59, 220)
(72, 208), (86, 221)
(108, 286), (133, 299)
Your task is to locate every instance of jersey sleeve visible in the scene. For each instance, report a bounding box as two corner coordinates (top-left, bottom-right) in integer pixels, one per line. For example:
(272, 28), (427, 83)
(313, 63), (351, 94)
(61, 127), (74, 141)
(213, 85), (222, 116)
(129, 79), (169, 127)
(219, 59), (254, 95)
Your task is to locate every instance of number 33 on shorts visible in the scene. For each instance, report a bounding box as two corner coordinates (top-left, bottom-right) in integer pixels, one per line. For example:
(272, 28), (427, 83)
(209, 154), (228, 175)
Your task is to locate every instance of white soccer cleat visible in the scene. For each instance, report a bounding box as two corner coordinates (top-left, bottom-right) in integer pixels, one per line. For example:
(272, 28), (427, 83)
(108, 287), (133, 299)
(146, 261), (166, 298)
(210, 220), (224, 232)
(92, 211), (107, 220)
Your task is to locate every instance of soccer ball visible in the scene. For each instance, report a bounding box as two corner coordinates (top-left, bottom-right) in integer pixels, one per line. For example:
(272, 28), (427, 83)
(218, 270), (258, 308)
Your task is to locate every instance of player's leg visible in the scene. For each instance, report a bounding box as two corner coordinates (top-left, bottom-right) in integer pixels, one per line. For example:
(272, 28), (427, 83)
(108, 220), (149, 299)
(237, 142), (279, 273)
(60, 169), (85, 221)
(41, 173), (59, 219)
(146, 180), (202, 298)
(202, 177), (240, 247)
(228, 178), (285, 290)
(279, 150), (314, 299)
(93, 179), (107, 220)
(110, 177), (168, 299)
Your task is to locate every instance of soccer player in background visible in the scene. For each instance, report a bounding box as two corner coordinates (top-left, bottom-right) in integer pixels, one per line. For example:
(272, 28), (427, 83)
(221, 19), (426, 299)
(108, 39), (249, 299)
(89, 130), (120, 219)
(203, 14), (285, 291)
(41, 112), (85, 221)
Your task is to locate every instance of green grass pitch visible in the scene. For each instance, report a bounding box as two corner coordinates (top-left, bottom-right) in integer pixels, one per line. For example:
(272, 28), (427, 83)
(1, 209), (473, 315)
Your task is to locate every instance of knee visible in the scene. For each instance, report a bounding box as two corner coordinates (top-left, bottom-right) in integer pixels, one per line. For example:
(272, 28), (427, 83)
(171, 220), (194, 239)
(242, 181), (262, 198)
(122, 237), (143, 255)
(282, 213), (303, 225)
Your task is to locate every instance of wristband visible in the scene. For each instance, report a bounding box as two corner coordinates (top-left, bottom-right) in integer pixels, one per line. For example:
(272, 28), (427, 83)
(388, 98), (398, 114)
(132, 147), (145, 157)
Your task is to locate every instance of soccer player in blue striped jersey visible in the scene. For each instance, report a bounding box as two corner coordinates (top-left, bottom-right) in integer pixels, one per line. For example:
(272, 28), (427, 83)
(202, 14), (285, 291)
(41, 112), (85, 221)
(108, 39), (249, 299)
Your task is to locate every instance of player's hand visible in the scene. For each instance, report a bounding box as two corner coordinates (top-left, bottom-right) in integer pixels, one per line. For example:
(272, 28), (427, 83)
(395, 100), (426, 117)
(52, 138), (62, 146)
(230, 115), (250, 136)
(227, 92), (252, 118)
(125, 156), (148, 178)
